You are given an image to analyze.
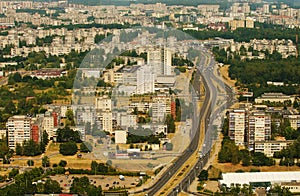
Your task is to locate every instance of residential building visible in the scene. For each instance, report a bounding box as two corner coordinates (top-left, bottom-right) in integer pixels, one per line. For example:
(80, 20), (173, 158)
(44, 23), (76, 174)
(7, 115), (32, 149)
(254, 140), (293, 157)
(147, 47), (172, 76)
(136, 65), (155, 94)
(229, 109), (246, 146)
(99, 112), (113, 133)
(152, 94), (171, 123)
(42, 111), (56, 139)
(248, 112), (271, 149)
(284, 115), (300, 130)
(95, 96), (112, 111)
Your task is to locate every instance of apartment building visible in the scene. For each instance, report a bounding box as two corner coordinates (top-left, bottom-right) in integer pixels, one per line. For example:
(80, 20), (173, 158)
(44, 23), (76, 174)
(229, 109), (247, 146)
(283, 115), (300, 130)
(254, 140), (293, 157)
(95, 95), (112, 111)
(248, 112), (271, 150)
(99, 112), (113, 133)
(147, 47), (172, 76)
(7, 115), (31, 149)
(136, 65), (155, 94)
(152, 94), (171, 123)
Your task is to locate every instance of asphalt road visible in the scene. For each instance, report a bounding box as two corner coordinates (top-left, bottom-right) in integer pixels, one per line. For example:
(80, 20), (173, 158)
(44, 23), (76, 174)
(134, 47), (214, 196)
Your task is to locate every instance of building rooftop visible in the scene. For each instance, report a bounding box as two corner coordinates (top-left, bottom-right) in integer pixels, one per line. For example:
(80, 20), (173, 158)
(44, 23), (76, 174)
(220, 171), (300, 187)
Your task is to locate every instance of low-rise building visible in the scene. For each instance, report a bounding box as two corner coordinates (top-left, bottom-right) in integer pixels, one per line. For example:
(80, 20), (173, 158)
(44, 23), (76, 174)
(255, 93), (295, 104)
(254, 140), (293, 157)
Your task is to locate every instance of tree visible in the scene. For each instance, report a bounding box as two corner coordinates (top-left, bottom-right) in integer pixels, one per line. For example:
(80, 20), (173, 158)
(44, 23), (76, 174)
(44, 179), (62, 194)
(58, 160), (67, 167)
(27, 160), (34, 166)
(40, 131), (49, 153)
(15, 143), (23, 155)
(85, 122), (91, 135)
(22, 140), (41, 156)
(198, 170), (208, 181)
(42, 156), (50, 167)
(165, 114), (175, 133)
(59, 141), (78, 156)
(65, 109), (75, 126)
(4, 100), (16, 114)
(269, 184), (292, 195)
(0, 139), (9, 159)
(70, 176), (103, 196)
(56, 127), (81, 143)
(252, 152), (275, 166)
(8, 168), (19, 179)
(80, 142), (92, 153)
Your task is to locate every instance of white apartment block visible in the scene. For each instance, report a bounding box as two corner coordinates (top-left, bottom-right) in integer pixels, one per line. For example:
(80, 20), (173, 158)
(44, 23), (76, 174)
(136, 65), (155, 94)
(248, 112), (271, 150)
(229, 109), (246, 146)
(43, 112), (55, 139)
(255, 140), (293, 157)
(152, 95), (171, 123)
(99, 112), (113, 133)
(147, 47), (172, 76)
(7, 115), (31, 149)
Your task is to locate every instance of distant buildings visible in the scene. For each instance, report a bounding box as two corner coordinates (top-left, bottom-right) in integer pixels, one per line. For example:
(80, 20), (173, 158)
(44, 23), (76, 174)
(255, 93), (295, 104)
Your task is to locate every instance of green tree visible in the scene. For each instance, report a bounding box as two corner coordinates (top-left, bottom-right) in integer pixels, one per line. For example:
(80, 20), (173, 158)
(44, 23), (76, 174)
(80, 142), (92, 153)
(27, 160), (34, 166)
(56, 127), (81, 143)
(198, 170), (208, 181)
(15, 143), (23, 155)
(65, 109), (75, 126)
(22, 140), (41, 156)
(59, 141), (78, 156)
(44, 179), (62, 194)
(58, 160), (67, 167)
(252, 152), (275, 166)
(8, 168), (19, 179)
(165, 114), (175, 133)
(42, 156), (50, 167)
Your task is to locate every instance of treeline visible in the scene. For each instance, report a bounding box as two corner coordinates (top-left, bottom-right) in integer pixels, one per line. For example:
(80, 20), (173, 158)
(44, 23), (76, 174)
(228, 58), (300, 85)
(274, 136), (300, 167)
(184, 26), (300, 43)
(212, 47), (300, 97)
(218, 136), (275, 166)
(0, 167), (61, 195)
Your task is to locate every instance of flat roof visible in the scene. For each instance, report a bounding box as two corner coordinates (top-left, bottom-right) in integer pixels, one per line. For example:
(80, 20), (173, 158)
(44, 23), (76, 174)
(220, 172), (300, 187)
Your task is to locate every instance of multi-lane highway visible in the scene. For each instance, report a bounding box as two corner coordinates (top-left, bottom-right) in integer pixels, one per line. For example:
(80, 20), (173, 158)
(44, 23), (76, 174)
(137, 45), (235, 196)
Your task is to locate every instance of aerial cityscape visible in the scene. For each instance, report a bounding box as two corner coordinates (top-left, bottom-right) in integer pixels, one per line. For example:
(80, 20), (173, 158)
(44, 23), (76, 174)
(0, 0), (299, 195)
